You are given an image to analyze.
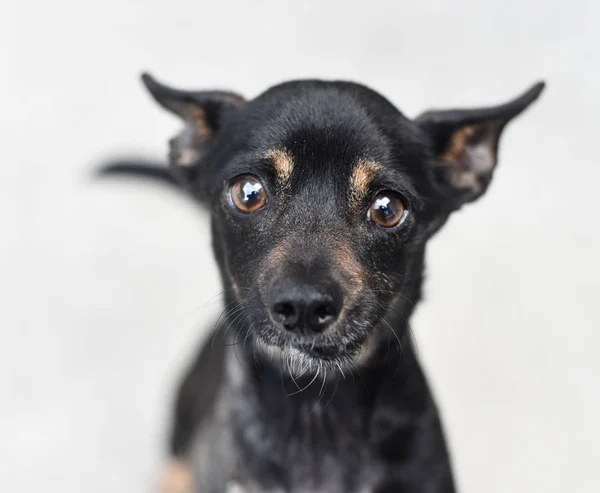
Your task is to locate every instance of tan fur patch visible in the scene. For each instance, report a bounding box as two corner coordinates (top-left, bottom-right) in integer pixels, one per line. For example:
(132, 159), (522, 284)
(440, 125), (477, 164)
(190, 108), (212, 139)
(332, 241), (366, 301)
(262, 240), (290, 273)
(439, 123), (499, 196)
(265, 149), (294, 187)
(349, 159), (381, 209)
(159, 459), (193, 493)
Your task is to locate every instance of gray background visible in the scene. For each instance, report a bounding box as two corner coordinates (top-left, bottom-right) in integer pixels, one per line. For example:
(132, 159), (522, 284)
(1, 1), (598, 492)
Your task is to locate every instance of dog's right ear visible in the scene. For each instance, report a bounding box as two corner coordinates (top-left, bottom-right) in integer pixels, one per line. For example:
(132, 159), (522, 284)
(141, 73), (245, 190)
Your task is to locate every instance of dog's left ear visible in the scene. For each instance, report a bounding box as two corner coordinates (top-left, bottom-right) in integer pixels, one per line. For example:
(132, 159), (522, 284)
(141, 73), (245, 190)
(417, 82), (545, 206)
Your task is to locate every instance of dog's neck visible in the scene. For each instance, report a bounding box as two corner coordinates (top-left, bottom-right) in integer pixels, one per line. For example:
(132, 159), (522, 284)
(221, 313), (430, 462)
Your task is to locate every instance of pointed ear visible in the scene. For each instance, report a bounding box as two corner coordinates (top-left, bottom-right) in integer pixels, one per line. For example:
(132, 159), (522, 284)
(417, 82), (545, 206)
(141, 73), (245, 189)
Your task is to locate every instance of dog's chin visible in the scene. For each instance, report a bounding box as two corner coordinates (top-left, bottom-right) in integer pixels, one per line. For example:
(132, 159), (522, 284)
(254, 327), (378, 376)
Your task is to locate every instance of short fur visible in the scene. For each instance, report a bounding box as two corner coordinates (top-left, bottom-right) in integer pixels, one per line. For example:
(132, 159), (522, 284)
(99, 74), (544, 493)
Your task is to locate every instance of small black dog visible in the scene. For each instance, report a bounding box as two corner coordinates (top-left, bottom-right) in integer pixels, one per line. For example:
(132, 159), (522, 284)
(101, 74), (543, 493)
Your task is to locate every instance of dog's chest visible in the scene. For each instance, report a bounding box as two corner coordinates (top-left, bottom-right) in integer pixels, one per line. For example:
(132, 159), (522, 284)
(228, 392), (385, 493)
(225, 480), (379, 493)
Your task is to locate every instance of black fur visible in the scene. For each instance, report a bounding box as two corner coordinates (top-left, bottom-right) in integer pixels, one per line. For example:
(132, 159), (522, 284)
(99, 74), (543, 493)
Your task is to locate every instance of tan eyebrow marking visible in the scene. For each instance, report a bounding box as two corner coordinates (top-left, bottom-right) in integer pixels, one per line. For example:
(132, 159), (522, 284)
(265, 148), (294, 187)
(349, 159), (382, 209)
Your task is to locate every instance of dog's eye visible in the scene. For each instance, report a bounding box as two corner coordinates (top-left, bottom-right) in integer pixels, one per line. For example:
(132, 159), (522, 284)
(368, 192), (408, 228)
(229, 175), (267, 213)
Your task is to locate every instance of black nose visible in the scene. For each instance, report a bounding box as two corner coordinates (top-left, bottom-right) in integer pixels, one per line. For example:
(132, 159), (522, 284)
(269, 280), (342, 334)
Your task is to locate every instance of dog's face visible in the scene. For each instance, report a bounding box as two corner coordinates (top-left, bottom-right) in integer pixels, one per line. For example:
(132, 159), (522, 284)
(143, 75), (543, 371)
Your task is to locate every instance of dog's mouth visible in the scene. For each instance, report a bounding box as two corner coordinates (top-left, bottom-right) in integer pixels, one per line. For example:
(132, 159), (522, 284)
(253, 321), (378, 373)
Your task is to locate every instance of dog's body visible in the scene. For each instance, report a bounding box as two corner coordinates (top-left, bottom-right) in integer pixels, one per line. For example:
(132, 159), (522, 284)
(176, 317), (451, 493)
(101, 75), (543, 493)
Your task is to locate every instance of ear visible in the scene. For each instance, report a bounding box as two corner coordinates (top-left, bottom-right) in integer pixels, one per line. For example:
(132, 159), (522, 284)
(141, 73), (245, 189)
(417, 82), (545, 206)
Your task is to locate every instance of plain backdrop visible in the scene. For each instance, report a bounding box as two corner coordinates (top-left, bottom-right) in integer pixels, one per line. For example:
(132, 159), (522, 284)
(1, 1), (598, 492)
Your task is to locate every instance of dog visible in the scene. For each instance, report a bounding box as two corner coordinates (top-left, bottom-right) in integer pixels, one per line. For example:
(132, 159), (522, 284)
(100, 74), (544, 493)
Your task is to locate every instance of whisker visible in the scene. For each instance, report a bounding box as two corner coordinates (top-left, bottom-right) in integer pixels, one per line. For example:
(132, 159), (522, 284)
(210, 298), (246, 349)
(286, 368), (320, 396)
(322, 372), (340, 408)
(309, 366), (327, 415)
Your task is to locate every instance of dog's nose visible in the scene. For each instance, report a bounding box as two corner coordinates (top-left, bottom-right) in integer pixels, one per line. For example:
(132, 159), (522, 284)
(269, 280), (342, 334)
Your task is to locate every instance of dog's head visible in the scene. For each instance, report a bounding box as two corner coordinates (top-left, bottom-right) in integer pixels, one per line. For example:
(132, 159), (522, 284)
(143, 74), (543, 371)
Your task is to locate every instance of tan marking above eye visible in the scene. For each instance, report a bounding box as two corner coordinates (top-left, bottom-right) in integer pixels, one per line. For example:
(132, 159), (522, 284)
(349, 159), (382, 209)
(265, 148), (294, 186)
(368, 192), (407, 228)
(230, 175), (267, 212)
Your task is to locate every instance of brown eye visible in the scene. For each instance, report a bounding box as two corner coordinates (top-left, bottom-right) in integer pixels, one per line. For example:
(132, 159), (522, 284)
(229, 175), (267, 213)
(368, 192), (407, 228)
